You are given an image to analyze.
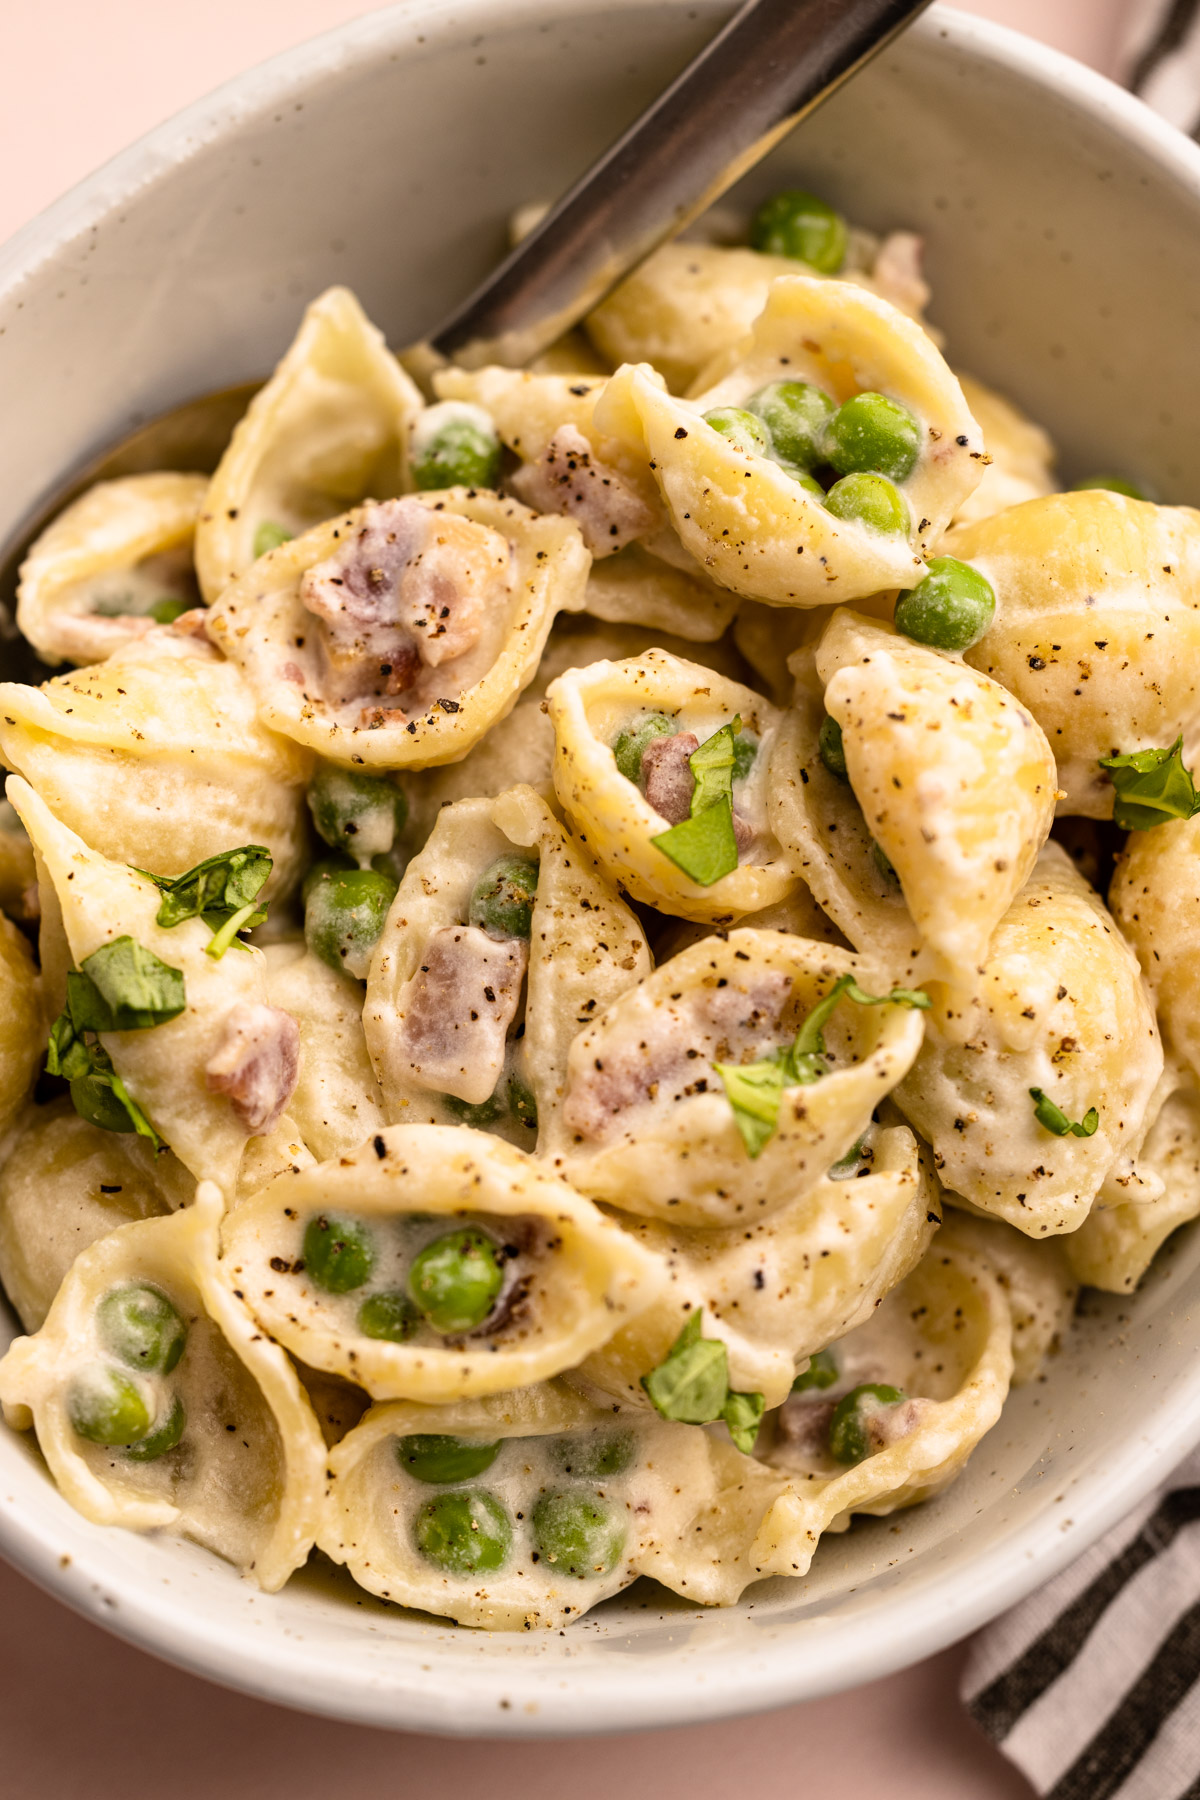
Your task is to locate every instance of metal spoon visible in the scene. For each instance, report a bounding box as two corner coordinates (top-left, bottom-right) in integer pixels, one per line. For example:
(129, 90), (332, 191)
(0, 0), (930, 641)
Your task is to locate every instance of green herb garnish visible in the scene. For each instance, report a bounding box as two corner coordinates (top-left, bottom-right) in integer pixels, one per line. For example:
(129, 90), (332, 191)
(66, 939), (186, 1032)
(1098, 737), (1200, 830)
(652, 717), (741, 886)
(714, 973), (929, 1158)
(640, 1311), (764, 1454)
(137, 845), (272, 958)
(1029, 1088), (1099, 1138)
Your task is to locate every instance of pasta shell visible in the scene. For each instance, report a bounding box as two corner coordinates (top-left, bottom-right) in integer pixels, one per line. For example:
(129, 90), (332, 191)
(220, 1123), (667, 1402)
(0, 1182), (326, 1591)
(206, 490), (589, 770)
(546, 647), (797, 923)
(195, 287), (423, 603)
(18, 473), (207, 667)
(556, 930), (926, 1229)
(956, 491), (1200, 815)
(893, 843), (1163, 1235)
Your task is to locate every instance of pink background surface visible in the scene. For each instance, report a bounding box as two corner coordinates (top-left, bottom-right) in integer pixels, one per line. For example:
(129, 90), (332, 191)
(0, 2), (1138, 1794)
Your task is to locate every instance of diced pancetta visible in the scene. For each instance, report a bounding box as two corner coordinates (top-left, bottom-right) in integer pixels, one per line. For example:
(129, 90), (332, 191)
(205, 1001), (301, 1133)
(509, 425), (656, 557)
(391, 924), (528, 1105)
(641, 732), (697, 824)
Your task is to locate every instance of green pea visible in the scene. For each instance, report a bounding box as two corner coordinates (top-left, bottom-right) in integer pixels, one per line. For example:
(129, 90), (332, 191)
(307, 765), (407, 867)
(396, 1433), (502, 1483)
(507, 1073), (538, 1131)
(301, 853), (355, 905)
(467, 855), (539, 941)
(791, 1348), (838, 1393)
(731, 733), (758, 784)
(828, 1382), (906, 1464)
(70, 1072), (139, 1135)
(532, 1490), (626, 1580)
(253, 520), (294, 558)
(304, 865), (398, 980)
(148, 597), (191, 625)
(747, 380), (835, 471)
(442, 1087), (506, 1129)
(412, 414), (502, 493)
(788, 468), (828, 499)
(357, 1290), (420, 1342)
(703, 407), (771, 458)
(871, 839), (899, 883)
(407, 1228), (505, 1334)
(824, 472), (910, 537)
(894, 556), (996, 653)
(302, 1212), (376, 1294)
(749, 189), (847, 273)
(97, 1284), (187, 1374)
(413, 1489), (512, 1574)
(818, 713), (848, 781)
(124, 1394), (186, 1462)
(68, 1364), (153, 1447)
(548, 1432), (636, 1480)
(612, 713), (676, 785)
(1072, 475), (1149, 501)
(826, 392), (921, 482)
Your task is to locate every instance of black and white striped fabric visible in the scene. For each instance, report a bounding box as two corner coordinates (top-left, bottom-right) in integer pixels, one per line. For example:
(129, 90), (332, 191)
(957, 13), (1200, 1791)
(1122, 0), (1200, 134)
(963, 1450), (1200, 1796)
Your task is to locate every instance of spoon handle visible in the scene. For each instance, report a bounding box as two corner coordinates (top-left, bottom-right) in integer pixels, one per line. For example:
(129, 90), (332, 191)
(422, 0), (932, 371)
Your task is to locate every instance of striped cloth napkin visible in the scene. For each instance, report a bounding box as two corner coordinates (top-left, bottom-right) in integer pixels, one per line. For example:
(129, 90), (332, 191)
(960, 16), (1200, 1793)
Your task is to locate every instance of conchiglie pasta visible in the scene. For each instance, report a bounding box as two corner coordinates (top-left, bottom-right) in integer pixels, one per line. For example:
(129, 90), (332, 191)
(956, 491), (1200, 815)
(0, 631), (313, 899)
(1065, 1071), (1200, 1293)
(556, 930), (926, 1229)
(318, 1382), (734, 1629)
(936, 1209), (1076, 1384)
(365, 786), (650, 1149)
(0, 912), (42, 1142)
(206, 491), (589, 770)
(1110, 814), (1200, 1086)
(0, 1101), (187, 1332)
(750, 1236), (1013, 1580)
(195, 287), (423, 602)
(893, 843), (1163, 1236)
(592, 277), (983, 607)
(219, 1124), (665, 1402)
(8, 779), (296, 1194)
(546, 648), (796, 923)
(814, 611), (1057, 987)
(17, 473), (208, 667)
(0, 1183), (326, 1591)
(580, 1117), (940, 1410)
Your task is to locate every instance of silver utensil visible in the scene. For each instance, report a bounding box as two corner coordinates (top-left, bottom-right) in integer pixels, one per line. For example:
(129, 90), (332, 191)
(0, 0), (931, 642)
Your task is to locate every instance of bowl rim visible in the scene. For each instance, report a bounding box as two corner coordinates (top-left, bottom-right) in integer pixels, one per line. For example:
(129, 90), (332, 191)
(4, 0), (1200, 1737)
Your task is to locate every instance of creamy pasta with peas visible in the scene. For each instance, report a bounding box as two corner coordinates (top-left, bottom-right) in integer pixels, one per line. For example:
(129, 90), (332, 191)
(0, 183), (1193, 1629)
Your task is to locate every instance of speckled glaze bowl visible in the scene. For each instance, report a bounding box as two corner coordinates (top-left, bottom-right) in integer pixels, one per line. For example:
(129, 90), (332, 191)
(2, 0), (1200, 1737)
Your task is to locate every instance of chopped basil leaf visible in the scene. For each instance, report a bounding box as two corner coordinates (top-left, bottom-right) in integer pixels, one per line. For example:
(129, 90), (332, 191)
(710, 1054), (789, 1157)
(721, 1388), (765, 1455)
(137, 845), (272, 956)
(640, 1311), (764, 1453)
(715, 973), (929, 1158)
(73, 939), (186, 1031)
(45, 1020), (162, 1146)
(1099, 737), (1200, 830)
(1029, 1087), (1099, 1138)
(652, 717), (742, 886)
(792, 1348), (838, 1392)
(641, 1311), (728, 1423)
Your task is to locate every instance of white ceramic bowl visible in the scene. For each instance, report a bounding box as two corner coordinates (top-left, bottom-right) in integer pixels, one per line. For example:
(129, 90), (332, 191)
(3, 0), (1200, 1737)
